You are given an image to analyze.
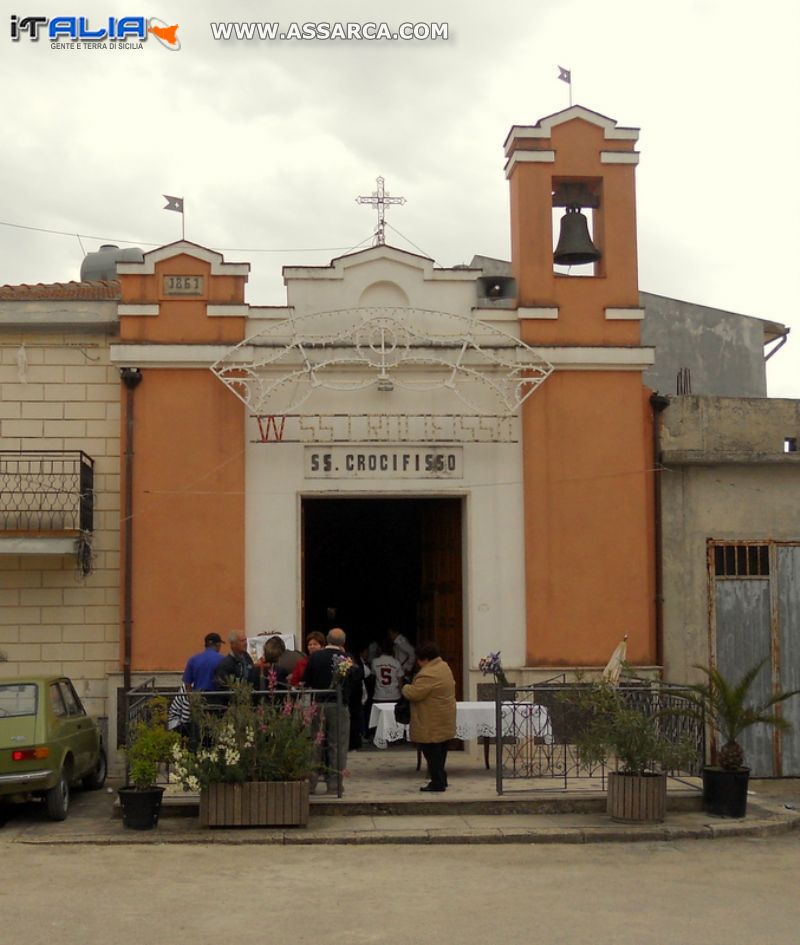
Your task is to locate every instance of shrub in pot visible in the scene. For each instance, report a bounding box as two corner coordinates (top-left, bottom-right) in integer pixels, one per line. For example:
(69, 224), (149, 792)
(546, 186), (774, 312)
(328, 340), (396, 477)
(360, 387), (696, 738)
(119, 696), (180, 829)
(687, 659), (799, 818)
(566, 680), (696, 823)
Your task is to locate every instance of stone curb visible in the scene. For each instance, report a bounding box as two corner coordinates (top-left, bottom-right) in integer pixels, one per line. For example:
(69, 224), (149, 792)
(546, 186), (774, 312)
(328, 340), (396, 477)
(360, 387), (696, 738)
(6, 794), (798, 847)
(12, 809), (799, 846)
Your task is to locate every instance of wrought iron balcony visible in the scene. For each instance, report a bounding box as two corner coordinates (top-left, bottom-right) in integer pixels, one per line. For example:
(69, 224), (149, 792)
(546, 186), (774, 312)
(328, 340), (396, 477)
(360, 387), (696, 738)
(0, 450), (94, 536)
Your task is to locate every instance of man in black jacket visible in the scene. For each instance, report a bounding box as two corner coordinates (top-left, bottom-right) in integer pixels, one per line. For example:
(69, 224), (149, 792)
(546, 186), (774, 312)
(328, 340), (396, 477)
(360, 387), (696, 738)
(303, 627), (351, 795)
(214, 630), (256, 689)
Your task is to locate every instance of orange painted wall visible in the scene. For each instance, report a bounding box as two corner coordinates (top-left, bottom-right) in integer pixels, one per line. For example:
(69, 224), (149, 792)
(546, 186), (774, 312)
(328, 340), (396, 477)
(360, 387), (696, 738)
(118, 248), (247, 671)
(521, 373), (655, 665)
(121, 370), (245, 671)
(120, 252), (245, 345)
(508, 112), (656, 665)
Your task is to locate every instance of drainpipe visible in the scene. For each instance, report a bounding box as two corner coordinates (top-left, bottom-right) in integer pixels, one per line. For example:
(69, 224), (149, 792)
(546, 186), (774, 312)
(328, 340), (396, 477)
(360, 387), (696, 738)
(650, 392), (670, 671)
(120, 368), (142, 693)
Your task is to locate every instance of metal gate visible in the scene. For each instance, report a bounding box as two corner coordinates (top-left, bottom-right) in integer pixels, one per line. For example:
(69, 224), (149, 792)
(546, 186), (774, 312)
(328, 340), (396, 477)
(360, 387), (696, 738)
(709, 541), (800, 776)
(494, 680), (704, 793)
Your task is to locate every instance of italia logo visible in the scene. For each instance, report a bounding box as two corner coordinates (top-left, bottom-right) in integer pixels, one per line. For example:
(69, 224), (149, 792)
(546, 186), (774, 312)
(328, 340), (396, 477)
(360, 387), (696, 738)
(9, 15), (181, 49)
(148, 18), (180, 49)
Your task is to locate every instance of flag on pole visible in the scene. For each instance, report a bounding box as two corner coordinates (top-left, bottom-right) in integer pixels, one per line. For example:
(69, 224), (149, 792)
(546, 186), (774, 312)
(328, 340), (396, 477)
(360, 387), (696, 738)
(602, 635), (628, 686)
(163, 195), (184, 213)
(558, 66), (571, 84)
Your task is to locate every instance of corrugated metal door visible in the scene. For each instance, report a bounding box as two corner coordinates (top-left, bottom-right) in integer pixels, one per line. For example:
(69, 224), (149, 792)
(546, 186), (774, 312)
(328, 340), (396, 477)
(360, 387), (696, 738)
(778, 546), (800, 774)
(711, 542), (800, 776)
(714, 579), (774, 776)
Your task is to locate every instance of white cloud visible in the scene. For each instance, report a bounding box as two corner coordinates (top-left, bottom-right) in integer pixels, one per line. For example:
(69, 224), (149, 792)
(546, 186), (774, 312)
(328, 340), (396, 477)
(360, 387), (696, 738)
(1, 0), (798, 393)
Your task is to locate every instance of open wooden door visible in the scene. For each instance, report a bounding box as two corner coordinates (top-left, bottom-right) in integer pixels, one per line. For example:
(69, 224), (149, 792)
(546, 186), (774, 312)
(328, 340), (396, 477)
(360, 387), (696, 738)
(418, 498), (464, 699)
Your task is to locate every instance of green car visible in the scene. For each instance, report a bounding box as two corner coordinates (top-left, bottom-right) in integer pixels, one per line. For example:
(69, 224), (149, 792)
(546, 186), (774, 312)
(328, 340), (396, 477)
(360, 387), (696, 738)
(0, 676), (107, 820)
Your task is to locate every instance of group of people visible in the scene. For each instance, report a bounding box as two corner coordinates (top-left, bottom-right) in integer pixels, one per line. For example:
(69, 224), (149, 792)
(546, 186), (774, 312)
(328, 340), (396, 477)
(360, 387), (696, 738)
(180, 627), (457, 795)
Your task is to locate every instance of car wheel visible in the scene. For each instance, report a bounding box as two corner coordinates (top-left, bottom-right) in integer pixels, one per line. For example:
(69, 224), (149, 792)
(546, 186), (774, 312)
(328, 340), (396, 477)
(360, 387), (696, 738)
(45, 770), (70, 821)
(82, 748), (107, 791)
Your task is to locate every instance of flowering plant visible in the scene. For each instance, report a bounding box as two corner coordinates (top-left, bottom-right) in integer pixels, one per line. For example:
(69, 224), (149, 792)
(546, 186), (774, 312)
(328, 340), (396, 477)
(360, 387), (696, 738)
(125, 696), (181, 790)
(170, 683), (321, 790)
(331, 653), (354, 686)
(478, 651), (510, 688)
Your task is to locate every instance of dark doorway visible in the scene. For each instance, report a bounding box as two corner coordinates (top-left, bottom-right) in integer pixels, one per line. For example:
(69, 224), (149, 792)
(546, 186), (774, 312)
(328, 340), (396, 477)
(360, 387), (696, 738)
(302, 497), (463, 696)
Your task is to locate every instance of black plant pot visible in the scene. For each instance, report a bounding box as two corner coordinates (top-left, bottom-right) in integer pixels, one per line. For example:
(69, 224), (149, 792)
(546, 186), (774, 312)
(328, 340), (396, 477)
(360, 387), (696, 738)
(702, 766), (750, 818)
(118, 786), (165, 830)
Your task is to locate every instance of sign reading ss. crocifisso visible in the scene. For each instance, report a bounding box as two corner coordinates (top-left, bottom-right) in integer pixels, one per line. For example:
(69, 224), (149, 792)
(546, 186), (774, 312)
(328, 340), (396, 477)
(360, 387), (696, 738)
(305, 446), (463, 479)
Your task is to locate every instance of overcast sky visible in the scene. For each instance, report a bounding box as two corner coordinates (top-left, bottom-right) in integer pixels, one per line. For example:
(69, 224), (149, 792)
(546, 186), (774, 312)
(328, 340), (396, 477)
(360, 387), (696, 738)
(2, 0), (798, 396)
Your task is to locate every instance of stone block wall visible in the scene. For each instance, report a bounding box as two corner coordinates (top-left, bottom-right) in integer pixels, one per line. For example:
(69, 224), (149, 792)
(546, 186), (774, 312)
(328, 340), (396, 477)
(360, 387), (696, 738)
(0, 332), (120, 719)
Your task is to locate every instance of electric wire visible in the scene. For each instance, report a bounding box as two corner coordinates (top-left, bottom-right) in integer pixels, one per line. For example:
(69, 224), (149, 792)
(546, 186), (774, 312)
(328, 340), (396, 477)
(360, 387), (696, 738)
(384, 221), (436, 261)
(0, 217), (425, 258)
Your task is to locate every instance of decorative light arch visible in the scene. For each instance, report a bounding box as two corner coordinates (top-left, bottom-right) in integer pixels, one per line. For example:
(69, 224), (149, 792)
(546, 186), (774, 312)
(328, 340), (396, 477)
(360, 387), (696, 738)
(211, 307), (553, 420)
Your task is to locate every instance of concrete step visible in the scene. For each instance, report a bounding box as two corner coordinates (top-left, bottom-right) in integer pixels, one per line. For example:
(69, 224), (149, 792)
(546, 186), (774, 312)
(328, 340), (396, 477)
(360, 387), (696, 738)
(154, 789), (703, 819)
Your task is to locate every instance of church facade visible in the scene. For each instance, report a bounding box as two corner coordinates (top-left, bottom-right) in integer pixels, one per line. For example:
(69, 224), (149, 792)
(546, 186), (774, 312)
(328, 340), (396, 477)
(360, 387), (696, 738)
(1, 105), (798, 775)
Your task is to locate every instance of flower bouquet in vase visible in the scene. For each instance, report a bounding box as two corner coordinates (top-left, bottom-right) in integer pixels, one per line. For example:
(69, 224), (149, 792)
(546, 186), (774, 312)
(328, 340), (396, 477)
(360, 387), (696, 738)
(478, 651), (514, 699)
(332, 653), (355, 687)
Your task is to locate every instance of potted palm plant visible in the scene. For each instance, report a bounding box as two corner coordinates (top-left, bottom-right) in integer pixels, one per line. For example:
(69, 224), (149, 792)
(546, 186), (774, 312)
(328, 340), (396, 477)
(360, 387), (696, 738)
(170, 682), (321, 827)
(568, 680), (696, 823)
(688, 659), (799, 818)
(119, 696), (180, 829)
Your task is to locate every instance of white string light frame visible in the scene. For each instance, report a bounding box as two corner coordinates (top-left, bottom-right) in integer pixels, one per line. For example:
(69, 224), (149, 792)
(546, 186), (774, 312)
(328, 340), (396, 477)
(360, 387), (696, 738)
(211, 307), (553, 420)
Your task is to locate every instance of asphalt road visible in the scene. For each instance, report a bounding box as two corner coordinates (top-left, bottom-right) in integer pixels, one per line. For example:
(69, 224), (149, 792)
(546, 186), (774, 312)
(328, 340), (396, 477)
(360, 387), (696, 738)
(2, 836), (799, 945)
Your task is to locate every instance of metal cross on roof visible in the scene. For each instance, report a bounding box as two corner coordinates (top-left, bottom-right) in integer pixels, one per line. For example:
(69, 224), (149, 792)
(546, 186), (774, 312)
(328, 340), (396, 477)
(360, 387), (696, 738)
(356, 176), (406, 246)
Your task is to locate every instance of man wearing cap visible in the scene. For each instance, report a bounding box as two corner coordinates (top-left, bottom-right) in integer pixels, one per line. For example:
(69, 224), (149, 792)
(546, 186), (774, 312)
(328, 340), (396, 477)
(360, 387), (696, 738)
(182, 632), (225, 692)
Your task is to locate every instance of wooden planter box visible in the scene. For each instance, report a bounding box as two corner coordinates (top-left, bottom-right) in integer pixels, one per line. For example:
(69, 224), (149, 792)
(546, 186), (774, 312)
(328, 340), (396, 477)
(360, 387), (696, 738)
(200, 781), (310, 827)
(607, 772), (666, 823)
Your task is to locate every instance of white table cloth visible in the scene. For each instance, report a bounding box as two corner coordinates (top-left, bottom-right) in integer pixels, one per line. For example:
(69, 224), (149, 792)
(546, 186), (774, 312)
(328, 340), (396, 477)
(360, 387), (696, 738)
(369, 701), (552, 749)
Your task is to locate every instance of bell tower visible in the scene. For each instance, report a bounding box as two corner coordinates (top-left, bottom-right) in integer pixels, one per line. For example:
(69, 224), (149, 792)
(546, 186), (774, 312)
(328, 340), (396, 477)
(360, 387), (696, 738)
(506, 106), (657, 668)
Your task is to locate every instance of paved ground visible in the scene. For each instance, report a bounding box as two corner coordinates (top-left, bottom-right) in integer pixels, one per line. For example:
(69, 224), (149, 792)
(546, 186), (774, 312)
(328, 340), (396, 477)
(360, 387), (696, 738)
(1, 747), (798, 845)
(2, 835), (800, 945)
(2, 751), (799, 944)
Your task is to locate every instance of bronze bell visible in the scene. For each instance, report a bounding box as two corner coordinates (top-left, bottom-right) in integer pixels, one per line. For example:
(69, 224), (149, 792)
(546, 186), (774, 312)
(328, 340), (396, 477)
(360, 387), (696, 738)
(553, 206), (601, 266)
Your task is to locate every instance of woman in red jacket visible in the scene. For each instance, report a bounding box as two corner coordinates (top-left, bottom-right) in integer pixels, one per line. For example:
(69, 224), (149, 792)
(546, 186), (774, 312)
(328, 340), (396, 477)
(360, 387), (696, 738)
(289, 631), (326, 687)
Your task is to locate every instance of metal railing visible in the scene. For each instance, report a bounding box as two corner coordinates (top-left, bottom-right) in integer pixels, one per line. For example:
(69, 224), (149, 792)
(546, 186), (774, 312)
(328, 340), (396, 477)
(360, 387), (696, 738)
(0, 450), (94, 533)
(494, 678), (705, 794)
(123, 680), (347, 798)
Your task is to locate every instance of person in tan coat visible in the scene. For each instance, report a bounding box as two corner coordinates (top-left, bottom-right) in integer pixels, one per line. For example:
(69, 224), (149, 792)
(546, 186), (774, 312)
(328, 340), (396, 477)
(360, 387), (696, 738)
(401, 641), (456, 792)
